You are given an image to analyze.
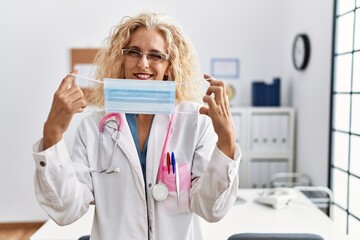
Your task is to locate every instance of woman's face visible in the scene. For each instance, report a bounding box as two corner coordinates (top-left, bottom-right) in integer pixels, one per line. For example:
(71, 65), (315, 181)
(123, 27), (170, 81)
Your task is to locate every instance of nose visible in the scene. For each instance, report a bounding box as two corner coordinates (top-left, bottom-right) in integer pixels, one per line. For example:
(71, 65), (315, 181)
(137, 54), (149, 69)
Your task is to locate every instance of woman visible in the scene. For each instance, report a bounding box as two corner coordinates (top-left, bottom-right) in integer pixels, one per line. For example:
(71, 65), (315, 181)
(33, 12), (241, 240)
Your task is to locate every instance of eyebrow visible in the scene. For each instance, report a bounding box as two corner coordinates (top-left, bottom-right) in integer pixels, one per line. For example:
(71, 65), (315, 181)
(127, 46), (164, 53)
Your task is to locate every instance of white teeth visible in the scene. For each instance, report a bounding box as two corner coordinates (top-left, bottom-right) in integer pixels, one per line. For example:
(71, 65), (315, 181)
(136, 74), (151, 79)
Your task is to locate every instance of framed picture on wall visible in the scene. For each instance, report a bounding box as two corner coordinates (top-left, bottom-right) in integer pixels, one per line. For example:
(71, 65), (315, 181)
(210, 58), (240, 79)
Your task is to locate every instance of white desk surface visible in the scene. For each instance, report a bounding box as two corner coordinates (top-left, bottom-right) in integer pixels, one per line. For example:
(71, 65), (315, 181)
(31, 189), (352, 240)
(201, 189), (352, 240)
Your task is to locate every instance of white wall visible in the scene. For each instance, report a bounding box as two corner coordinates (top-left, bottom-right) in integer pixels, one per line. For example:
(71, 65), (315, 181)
(0, 0), (333, 222)
(282, 1), (334, 187)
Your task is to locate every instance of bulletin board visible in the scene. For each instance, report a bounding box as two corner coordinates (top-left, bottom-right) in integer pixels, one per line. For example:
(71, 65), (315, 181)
(70, 48), (100, 102)
(70, 48), (99, 71)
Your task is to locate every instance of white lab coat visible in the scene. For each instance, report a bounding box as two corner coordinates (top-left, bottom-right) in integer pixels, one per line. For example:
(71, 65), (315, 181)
(33, 102), (241, 240)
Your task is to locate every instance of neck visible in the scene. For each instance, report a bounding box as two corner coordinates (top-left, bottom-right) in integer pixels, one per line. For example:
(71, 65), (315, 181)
(136, 114), (154, 121)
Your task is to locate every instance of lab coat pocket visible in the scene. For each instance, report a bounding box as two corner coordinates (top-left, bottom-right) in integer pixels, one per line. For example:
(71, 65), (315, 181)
(161, 163), (191, 215)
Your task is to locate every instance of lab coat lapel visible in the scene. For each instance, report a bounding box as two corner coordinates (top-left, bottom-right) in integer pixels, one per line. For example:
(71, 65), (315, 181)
(111, 113), (144, 185)
(147, 114), (175, 184)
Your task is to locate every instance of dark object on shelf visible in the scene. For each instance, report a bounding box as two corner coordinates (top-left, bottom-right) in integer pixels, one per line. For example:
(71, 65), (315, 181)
(252, 78), (280, 107)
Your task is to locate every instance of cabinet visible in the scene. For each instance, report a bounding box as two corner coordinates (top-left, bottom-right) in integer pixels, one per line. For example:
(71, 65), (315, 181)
(231, 107), (295, 188)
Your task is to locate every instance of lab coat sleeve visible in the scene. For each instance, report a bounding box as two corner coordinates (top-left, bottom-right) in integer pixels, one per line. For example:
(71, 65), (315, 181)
(32, 124), (94, 226)
(190, 117), (241, 222)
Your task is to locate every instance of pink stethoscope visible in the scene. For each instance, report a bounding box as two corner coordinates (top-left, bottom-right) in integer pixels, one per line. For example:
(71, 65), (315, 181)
(93, 112), (174, 201)
(93, 113), (123, 174)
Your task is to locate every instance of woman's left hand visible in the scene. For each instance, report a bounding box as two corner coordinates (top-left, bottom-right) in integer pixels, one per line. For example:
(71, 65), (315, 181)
(199, 74), (236, 159)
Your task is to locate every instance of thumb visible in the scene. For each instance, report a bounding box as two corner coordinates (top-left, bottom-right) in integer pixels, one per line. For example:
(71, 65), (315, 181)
(58, 70), (78, 91)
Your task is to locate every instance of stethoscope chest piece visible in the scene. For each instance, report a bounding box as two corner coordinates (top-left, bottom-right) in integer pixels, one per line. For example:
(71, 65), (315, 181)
(152, 182), (168, 201)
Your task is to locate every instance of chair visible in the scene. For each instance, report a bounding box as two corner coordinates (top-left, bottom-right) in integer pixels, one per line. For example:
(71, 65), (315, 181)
(294, 186), (334, 219)
(228, 233), (324, 240)
(78, 236), (90, 240)
(270, 172), (312, 188)
(270, 173), (333, 219)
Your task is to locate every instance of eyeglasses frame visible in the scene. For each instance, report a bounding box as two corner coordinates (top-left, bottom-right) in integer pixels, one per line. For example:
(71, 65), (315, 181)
(121, 48), (170, 62)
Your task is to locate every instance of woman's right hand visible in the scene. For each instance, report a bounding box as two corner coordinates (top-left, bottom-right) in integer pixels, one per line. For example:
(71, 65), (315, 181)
(43, 72), (87, 150)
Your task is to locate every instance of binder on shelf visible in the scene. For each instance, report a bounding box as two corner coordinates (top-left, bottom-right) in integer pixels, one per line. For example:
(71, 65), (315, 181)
(252, 82), (266, 106)
(270, 78), (281, 106)
(279, 115), (289, 151)
(269, 115), (279, 151)
(232, 114), (242, 145)
(250, 160), (272, 188)
(230, 107), (294, 188)
(251, 115), (262, 151)
(252, 78), (281, 106)
(259, 160), (270, 188)
(251, 161), (259, 188)
(270, 160), (288, 178)
(262, 115), (271, 152)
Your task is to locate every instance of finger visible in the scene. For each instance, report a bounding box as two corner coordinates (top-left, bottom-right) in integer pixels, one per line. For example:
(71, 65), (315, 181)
(203, 95), (217, 110)
(203, 74), (216, 88)
(76, 107), (85, 113)
(58, 83), (84, 104)
(199, 106), (209, 116)
(208, 79), (229, 109)
(224, 94), (230, 111)
(52, 88), (85, 114)
(67, 92), (85, 106)
(207, 80), (226, 96)
(205, 86), (224, 105)
(73, 98), (87, 111)
(204, 73), (215, 81)
(207, 79), (224, 87)
(67, 85), (84, 99)
(206, 85), (224, 95)
(63, 98), (87, 115)
(204, 76), (227, 96)
(58, 70), (78, 92)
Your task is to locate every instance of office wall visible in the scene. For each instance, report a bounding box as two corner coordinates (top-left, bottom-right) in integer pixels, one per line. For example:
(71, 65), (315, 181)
(0, 0), (333, 222)
(282, 1), (334, 188)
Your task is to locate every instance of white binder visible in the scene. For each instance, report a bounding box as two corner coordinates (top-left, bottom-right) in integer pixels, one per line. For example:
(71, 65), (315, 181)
(251, 160), (260, 188)
(251, 115), (262, 151)
(232, 114), (242, 145)
(269, 115), (280, 151)
(279, 114), (289, 151)
(262, 115), (271, 152)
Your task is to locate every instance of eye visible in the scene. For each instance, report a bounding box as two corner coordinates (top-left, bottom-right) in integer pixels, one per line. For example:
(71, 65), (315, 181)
(127, 49), (142, 58)
(147, 52), (163, 61)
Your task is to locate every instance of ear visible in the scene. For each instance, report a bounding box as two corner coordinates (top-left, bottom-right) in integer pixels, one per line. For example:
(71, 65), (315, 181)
(164, 65), (172, 79)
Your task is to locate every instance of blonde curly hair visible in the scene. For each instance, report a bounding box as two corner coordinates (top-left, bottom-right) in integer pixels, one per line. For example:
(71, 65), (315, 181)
(88, 12), (202, 107)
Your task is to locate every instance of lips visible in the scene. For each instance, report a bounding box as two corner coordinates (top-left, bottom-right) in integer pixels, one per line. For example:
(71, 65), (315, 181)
(134, 73), (154, 80)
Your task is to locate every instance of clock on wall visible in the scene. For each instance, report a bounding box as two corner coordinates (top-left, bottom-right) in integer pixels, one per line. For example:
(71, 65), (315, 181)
(292, 34), (311, 70)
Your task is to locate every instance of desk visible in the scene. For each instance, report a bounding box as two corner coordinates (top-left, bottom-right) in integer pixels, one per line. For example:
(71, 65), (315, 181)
(201, 189), (351, 240)
(31, 189), (352, 240)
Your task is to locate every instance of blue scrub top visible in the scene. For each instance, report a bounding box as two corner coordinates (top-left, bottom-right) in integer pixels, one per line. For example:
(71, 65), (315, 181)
(125, 114), (152, 183)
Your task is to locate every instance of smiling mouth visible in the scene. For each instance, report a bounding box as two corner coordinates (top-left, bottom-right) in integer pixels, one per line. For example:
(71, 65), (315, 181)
(134, 73), (154, 80)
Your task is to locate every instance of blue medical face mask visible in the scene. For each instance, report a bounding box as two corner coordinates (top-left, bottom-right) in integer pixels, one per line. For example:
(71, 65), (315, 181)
(103, 78), (176, 114)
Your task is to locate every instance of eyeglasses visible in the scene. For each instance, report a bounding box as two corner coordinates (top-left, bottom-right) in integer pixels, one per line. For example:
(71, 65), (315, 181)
(121, 49), (170, 63)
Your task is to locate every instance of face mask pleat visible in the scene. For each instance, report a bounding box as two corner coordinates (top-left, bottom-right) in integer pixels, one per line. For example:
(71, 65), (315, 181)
(104, 78), (176, 114)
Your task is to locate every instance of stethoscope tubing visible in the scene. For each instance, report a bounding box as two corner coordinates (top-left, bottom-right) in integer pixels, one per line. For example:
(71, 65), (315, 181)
(96, 113), (123, 174)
